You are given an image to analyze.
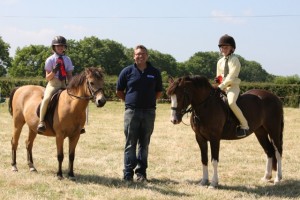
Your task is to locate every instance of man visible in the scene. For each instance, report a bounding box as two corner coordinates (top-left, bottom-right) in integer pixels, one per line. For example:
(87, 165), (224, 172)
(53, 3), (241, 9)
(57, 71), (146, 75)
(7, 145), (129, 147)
(116, 45), (163, 182)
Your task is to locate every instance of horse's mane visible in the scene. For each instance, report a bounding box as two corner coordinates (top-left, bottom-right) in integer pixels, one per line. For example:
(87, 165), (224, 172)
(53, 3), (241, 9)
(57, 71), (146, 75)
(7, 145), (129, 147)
(167, 75), (212, 95)
(67, 71), (86, 90)
(67, 67), (104, 90)
(185, 75), (212, 88)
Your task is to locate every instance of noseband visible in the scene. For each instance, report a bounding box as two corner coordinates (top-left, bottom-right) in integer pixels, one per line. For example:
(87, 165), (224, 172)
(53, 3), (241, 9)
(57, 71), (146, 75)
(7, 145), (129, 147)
(86, 81), (103, 101)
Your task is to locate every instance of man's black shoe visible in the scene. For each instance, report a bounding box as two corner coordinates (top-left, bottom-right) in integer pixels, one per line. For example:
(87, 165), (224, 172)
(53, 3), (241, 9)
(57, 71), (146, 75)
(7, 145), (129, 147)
(123, 176), (133, 182)
(136, 174), (147, 182)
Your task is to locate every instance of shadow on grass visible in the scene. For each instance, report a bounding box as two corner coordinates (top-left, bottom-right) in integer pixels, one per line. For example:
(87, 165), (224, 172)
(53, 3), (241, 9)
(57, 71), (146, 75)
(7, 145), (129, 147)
(74, 174), (190, 198)
(217, 179), (300, 199)
(48, 170), (300, 199)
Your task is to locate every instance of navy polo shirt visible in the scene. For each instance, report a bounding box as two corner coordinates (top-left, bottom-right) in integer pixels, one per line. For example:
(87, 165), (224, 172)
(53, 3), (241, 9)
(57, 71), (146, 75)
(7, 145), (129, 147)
(116, 62), (163, 109)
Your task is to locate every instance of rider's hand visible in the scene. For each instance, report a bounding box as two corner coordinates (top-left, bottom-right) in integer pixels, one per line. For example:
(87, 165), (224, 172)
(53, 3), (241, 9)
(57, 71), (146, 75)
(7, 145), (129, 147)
(214, 75), (222, 84)
(52, 63), (61, 73)
(214, 77), (220, 84)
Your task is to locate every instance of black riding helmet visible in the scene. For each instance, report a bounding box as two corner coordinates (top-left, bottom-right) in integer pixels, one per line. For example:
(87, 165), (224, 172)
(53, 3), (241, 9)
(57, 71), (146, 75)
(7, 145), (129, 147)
(51, 36), (67, 51)
(218, 34), (236, 49)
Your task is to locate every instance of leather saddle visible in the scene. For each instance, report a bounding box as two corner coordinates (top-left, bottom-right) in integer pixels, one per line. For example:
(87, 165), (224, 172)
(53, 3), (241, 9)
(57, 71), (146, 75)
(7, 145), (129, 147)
(36, 89), (64, 129)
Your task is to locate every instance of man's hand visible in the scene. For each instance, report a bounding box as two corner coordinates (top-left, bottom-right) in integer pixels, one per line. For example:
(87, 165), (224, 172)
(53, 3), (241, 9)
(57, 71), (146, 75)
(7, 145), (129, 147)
(52, 63), (61, 73)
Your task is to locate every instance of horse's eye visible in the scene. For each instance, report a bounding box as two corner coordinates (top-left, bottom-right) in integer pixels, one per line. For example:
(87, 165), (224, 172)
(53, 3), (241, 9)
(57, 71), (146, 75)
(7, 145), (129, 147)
(90, 82), (94, 86)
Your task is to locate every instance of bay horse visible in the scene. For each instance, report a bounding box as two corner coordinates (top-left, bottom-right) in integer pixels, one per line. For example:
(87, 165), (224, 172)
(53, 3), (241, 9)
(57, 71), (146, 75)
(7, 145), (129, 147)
(167, 75), (284, 188)
(8, 67), (106, 180)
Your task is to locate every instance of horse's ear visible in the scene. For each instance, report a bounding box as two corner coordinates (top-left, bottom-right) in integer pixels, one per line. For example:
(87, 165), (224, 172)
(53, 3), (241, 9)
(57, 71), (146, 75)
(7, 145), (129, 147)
(168, 76), (174, 84)
(85, 67), (91, 75)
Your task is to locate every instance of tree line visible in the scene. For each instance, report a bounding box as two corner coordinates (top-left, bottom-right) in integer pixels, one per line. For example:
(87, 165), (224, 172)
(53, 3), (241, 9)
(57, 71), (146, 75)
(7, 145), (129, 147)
(0, 35), (299, 84)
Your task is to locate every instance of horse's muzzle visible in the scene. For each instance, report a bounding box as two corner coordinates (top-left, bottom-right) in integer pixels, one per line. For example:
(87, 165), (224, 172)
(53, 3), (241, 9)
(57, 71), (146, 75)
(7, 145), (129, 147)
(171, 118), (182, 124)
(170, 115), (182, 124)
(170, 109), (182, 124)
(96, 99), (106, 107)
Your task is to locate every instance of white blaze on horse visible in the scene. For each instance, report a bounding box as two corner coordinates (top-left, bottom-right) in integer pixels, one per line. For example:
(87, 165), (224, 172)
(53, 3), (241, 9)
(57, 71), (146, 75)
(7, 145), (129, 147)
(8, 67), (106, 180)
(167, 75), (284, 188)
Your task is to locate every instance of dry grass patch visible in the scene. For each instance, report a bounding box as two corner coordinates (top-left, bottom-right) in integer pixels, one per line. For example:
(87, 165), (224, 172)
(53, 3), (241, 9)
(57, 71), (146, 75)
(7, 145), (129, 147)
(0, 101), (299, 200)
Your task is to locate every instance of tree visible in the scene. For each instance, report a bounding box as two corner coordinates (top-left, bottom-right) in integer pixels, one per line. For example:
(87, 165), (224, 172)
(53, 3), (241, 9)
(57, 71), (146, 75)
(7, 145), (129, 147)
(8, 45), (50, 77)
(238, 56), (273, 82)
(147, 50), (178, 77)
(67, 36), (104, 75)
(67, 36), (130, 75)
(181, 52), (274, 82)
(0, 36), (12, 77)
(182, 51), (220, 79)
(4, 35), (277, 82)
(100, 39), (131, 75)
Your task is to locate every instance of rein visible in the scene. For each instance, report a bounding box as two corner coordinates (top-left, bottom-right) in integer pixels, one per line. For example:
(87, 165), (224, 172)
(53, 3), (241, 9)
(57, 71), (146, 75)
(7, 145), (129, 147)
(176, 88), (216, 115)
(172, 87), (219, 126)
(67, 79), (103, 101)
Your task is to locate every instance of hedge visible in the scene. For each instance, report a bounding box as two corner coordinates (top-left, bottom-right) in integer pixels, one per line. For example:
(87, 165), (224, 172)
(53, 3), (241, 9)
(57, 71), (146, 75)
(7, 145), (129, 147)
(1, 79), (299, 107)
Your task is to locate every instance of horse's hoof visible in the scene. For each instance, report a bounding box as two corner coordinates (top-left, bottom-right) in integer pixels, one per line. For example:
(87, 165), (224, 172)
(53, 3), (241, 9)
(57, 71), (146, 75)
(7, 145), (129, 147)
(208, 185), (218, 189)
(11, 166), (18, 172)
(274, 177), (282, 185)
(208, 181), (218, 189)
(57, 176), (64, 180)
(261, 174), (272, 181)
(261, 176), (272, 182)
(199, 178), (209, 186)
(30, 167), (37, 172)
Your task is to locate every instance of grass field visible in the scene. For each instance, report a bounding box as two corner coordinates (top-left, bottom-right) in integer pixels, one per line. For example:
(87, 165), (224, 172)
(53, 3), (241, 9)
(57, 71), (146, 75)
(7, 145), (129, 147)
(0, 101), (299, 200)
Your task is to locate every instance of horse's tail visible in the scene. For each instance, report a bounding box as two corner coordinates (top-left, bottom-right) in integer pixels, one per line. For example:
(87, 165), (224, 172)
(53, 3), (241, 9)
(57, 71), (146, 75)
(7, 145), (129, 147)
(8, 87), (19, 116)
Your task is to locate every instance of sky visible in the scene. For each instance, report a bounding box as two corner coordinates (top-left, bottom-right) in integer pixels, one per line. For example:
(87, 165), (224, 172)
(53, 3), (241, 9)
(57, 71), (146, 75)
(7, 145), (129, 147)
(0, 0), (299, 76)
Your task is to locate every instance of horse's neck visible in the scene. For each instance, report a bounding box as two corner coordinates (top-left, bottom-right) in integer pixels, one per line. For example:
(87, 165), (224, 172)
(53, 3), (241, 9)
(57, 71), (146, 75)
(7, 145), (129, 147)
(192, 89), (223, 114)
(191, 88), (212, 107)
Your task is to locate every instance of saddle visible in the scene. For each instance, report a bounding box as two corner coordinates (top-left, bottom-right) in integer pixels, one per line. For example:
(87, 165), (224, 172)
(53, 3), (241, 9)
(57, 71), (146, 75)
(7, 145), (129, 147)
(36, 89), (64, 129)
(216, 90), (241, 133)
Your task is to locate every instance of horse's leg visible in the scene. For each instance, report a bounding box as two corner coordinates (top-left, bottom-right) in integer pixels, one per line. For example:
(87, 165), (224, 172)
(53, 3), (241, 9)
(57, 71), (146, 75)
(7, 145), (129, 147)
(254, 127), (275, 182)
(267, 125), (283, 184)
(196, 134), (209, 186)
(11, 124), (24, 172)
(56, 136), (64, 179)
(209, 139), (220, 189)
(274, 150), (282, 184)
(67, 135), (80, 180)
(26, 129), (37, 172)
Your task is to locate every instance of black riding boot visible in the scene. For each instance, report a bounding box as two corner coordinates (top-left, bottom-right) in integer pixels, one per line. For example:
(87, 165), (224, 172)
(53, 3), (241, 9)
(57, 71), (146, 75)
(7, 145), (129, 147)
(236, 128), (249, 138)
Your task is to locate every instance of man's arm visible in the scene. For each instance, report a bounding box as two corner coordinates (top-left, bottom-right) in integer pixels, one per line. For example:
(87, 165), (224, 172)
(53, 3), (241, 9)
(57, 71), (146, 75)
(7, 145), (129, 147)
(156, 91), (162, 100)
(116, 90), (125, 101)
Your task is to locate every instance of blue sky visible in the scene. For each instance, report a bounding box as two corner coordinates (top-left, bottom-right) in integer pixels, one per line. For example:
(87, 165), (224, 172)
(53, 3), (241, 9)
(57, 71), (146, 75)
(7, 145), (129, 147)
(0, 0), (299, 76)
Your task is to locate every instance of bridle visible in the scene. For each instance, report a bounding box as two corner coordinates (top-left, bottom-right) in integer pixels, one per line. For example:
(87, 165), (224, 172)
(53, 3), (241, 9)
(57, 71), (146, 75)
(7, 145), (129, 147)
(171, 86), (217, 120)
(67, 78), (103, 101)
(171, 88), (192, 116)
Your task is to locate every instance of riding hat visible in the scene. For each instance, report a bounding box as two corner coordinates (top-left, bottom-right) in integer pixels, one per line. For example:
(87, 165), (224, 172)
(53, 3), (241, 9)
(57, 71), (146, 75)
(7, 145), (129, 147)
(52, 36), (67, 50)
(218, 34), (236, 49)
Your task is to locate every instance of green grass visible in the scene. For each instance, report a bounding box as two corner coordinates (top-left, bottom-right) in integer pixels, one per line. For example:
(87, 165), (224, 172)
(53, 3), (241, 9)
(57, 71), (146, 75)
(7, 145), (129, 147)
(0, 101), (299, 200)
